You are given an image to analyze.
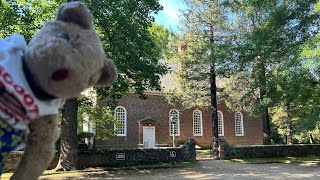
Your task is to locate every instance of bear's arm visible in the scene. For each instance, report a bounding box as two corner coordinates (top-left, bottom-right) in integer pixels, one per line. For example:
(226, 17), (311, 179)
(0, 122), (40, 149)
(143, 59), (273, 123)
(11, 114), (58, 180)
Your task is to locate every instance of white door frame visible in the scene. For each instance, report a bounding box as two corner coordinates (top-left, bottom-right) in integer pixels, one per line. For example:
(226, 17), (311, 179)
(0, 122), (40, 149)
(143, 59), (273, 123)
(143, 126), (155, 148)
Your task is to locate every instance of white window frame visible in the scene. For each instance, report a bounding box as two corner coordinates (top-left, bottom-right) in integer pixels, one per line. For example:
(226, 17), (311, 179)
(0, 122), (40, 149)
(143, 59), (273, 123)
(193, 110), (203, 136)
(235, 111), (244, 136)
(114, 106), (127, 136)
(169, 109), (180, 136)
(217, 110), (224, 136)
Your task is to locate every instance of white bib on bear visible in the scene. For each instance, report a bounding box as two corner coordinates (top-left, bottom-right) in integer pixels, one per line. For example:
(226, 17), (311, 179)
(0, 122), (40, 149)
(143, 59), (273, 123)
(0, 35), (64, 134)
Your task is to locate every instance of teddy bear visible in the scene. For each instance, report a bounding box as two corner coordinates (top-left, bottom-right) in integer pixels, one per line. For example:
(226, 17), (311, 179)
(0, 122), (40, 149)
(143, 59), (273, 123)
(0, 1), (116, 179)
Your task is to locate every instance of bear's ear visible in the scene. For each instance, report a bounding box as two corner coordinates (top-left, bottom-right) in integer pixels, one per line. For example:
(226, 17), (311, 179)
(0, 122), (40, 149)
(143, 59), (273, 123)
(56, 2), (93, 29)
(95, 58), (117, 86)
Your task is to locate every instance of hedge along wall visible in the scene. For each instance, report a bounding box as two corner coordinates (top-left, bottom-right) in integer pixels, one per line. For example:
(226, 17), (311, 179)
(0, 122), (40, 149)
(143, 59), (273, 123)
(78, 139), (196, 168)
(219, 139), (320, 160)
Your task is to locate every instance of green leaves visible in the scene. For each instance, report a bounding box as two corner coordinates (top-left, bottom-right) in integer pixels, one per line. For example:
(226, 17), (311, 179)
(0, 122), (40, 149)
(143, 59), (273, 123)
(163, 0), (229, 109)
(82, 0), (168, 101)
(170, 0), (320, 143)
(1, 0), (168, 102)
(0, 0), (59, 40)
(225, 0), (320, 143)
(149, 23), (176, 61)
(77, 95), (115, 140)
(300, 33), (320, 78)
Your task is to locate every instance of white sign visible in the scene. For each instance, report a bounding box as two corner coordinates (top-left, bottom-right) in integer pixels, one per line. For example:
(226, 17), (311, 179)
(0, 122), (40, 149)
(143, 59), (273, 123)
(116, 153), (125, 160)
(170, 151), (176, 158)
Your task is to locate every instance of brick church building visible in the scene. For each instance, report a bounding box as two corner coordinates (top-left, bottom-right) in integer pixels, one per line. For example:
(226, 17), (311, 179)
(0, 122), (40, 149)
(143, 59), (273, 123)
(93, 62), (263, 149)
(92, 44), (263, 149)
(95, 92), (263, 149)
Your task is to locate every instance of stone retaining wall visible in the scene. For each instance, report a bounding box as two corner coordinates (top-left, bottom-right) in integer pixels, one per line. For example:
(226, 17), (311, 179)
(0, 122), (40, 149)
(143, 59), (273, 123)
(4, 151), (59, 173)
(5, 139), (196, 172)
(78, 139), (196, 168)
(219, 139), (320, 160)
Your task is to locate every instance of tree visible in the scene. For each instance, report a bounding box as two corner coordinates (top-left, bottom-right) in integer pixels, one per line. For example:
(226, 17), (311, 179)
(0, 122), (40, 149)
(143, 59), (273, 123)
(223, 0), (319, 144)
(269, 60), (318, 144)
(295, 2), (320, 143)
(300, 1), (320, 78)
(88, 0), (167, 101)
(149, 23), (175, 61)
(167, 0), (229, 158)
(57, 0), (167, 170)
(77, 93), (115, 141)
(0, 0), (59, 40)
(55, 98), (79, 170)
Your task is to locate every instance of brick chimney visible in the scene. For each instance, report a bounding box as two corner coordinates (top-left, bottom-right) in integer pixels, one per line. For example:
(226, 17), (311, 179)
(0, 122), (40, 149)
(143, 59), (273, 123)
(177, 44), (187, 76)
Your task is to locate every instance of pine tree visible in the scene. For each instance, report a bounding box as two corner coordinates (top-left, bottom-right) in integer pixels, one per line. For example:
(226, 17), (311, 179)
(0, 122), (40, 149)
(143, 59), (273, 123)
(172, 0), (229, 158)
(223, 0), (319, 144)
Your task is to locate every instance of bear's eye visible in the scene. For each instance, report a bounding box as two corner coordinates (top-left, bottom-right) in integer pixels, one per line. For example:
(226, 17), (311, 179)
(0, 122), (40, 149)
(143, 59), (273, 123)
(56, 32), (70, 41)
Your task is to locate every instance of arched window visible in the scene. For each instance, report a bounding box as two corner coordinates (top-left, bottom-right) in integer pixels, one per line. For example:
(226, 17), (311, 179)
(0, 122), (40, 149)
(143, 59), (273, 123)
(235, 112), (244, 136)
(114, 106), (127, 136)
(193, 110), (203, 136)
(217, 111), (224, 136)
(169, 109), (180, 136)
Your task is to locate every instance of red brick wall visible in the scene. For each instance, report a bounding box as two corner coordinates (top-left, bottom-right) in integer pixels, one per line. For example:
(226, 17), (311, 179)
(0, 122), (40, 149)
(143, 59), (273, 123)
(96, 94), (263, 149)
(218, 103), (263, 145)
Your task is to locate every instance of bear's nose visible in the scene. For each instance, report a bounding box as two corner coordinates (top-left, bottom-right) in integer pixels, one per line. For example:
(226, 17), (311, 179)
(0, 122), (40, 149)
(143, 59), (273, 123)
(51, 68), (69, 81)
(56, 32), (70, 41)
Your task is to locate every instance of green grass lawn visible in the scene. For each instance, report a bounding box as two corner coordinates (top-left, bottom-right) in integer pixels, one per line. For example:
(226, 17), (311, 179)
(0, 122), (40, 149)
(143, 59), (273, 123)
(196, 149), (212, 158)
(227, 155), (320, 166)
(196, 150), (320, 166)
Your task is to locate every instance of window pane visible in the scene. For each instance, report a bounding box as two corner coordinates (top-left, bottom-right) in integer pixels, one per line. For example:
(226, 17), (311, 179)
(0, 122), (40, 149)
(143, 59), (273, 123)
(193, 111), (202, 135)
(218, 111), (224, 136)
(170, 110), (179, 135)
(235, 112), (243, 136)
(115, 107), (126, 135)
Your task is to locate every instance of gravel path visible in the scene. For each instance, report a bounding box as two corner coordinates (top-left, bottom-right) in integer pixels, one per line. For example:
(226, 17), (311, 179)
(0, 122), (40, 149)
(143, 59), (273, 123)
(41, 160), (320, 180)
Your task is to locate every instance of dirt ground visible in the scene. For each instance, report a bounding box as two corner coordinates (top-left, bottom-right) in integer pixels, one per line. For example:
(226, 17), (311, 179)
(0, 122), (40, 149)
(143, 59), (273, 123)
(39, 159), (320, 180)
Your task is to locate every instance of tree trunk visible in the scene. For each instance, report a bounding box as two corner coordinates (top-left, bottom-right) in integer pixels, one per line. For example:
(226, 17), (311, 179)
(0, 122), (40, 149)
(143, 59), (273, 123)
(262, 107), (271, 145)
(286, 103), (293, 145)
(258, 56), (271, 145)
(209, 37), (219, 159)
(286, 123), (293, 145)
(55, 98), (79, 171)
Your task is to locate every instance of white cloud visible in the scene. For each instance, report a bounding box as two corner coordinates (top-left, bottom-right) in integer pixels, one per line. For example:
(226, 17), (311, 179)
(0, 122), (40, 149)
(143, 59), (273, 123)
(155, 0), (187, 32)
(163, 6), (179, 22)
(159, 0), (181, 24)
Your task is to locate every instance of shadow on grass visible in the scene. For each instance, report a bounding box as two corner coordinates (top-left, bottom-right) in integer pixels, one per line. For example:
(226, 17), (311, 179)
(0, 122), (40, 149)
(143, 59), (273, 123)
(226, 155), (320, 166)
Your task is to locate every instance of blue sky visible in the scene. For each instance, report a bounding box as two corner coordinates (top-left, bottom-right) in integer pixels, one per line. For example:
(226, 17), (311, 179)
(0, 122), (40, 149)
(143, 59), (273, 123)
(153, 0), (187, 33)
